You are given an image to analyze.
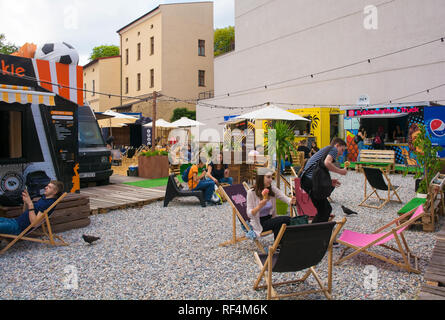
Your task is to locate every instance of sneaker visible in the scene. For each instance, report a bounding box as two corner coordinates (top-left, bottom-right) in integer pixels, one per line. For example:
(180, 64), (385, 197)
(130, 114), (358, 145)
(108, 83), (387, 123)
(206, 201), (218, 206)
(333, 241), (340, 248)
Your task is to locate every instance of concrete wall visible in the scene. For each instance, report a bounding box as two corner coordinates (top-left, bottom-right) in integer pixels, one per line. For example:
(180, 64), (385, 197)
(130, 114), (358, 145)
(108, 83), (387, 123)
(197, 0), (445, 139)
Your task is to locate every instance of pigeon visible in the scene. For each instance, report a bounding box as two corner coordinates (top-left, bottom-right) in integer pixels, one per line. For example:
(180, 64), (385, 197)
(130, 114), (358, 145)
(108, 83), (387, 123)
(341, 205), (358, 216)
(82, 235), (101, 245)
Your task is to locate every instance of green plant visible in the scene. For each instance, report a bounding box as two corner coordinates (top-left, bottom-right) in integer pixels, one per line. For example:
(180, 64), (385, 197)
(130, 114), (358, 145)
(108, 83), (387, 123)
(89, 45), (120, 60)
(412, 124), (443, 194)
(140, 150), (168, 157)
(265, 121), (298, 189)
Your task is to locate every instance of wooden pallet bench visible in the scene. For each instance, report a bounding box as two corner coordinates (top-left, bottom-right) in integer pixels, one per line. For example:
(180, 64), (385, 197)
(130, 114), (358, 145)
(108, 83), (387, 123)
(354, 150), (396, 173)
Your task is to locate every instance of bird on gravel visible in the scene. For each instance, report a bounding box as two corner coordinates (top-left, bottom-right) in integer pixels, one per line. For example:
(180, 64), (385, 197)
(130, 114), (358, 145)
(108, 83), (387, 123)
(341, 205), (358, 216)
(82, 235), (101, 245)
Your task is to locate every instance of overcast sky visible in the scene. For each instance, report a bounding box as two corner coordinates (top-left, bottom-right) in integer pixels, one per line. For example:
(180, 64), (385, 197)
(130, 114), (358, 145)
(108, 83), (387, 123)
(0, 0), (234, 66)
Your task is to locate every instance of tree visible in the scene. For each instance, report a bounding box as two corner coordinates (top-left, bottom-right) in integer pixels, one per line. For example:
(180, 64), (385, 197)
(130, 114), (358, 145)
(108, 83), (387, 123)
(170, 108), (196, 122)
(214, 26), (235, 57)
(89, 45), (120, 61)
(0, 34), (19, 55)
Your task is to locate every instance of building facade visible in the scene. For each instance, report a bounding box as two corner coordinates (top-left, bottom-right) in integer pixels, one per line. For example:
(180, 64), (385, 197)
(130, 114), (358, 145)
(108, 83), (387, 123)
(115, 2), (214, 121)
(197, 0), (445, 144)
(83, 55), (121, 112)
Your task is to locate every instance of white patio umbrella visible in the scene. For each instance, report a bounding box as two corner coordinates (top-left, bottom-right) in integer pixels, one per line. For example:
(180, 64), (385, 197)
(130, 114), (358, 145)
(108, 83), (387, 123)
(143, 119), (177, 128)
(97, 110), (139, 128)
(234, 104), (310, 121)
(170, 117), (205, 128)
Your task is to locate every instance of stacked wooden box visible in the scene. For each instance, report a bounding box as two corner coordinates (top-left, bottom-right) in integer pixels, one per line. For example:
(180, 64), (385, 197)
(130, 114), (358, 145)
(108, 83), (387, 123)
(0, 193), (91, 234)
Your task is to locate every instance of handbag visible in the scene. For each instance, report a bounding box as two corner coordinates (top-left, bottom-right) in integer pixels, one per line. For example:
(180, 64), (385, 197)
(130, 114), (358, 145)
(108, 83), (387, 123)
(289, 215), (309, 225)
(294, 177), (317, 217)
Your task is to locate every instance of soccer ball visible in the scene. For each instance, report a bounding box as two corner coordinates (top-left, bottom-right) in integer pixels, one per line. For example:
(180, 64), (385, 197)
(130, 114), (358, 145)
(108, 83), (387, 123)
(35, 42), (79, 65)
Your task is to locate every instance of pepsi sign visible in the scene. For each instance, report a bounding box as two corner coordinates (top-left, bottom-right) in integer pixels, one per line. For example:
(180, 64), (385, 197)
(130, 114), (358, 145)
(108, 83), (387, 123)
(429, 119), (445, 137)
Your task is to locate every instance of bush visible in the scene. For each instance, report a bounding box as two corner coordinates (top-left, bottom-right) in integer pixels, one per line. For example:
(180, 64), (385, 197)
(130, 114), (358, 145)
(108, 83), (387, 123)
(140, 150), (168, 157)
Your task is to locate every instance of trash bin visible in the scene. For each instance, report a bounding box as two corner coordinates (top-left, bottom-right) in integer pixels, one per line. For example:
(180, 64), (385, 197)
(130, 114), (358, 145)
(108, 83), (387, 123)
(127, 166), (139, 177)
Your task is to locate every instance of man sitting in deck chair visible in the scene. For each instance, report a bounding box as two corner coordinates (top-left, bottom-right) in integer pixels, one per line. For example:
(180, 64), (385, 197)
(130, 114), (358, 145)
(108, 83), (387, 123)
(0, 181), (64, 238)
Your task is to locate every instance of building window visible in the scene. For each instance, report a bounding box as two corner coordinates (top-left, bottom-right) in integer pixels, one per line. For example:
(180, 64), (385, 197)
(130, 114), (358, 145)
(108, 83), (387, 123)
(125, 48), (129, 65)
(84, 83), (87, 99)
(137, 73), (141, 91)
(198, 70), (205, 87)
(125, 77), (129, 94)
(150, 37), (154, 55)
(137, 43), (141, 61)
(150, 69), (154, 88)
(92, 80), (95, 96)
(198, 39), (205, 56)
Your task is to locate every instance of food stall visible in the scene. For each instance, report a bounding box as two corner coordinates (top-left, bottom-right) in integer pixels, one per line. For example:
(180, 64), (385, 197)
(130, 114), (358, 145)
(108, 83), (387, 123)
(342, 102), (445, 165)
(0, 53), (81, 204)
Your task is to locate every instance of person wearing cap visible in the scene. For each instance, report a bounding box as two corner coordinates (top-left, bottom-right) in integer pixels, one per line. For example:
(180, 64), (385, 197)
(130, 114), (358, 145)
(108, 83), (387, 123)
(246, 168), (296, 240)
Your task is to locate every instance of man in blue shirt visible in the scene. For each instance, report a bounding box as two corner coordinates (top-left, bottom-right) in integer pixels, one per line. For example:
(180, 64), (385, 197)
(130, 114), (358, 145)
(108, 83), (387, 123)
(0, 181), (64, 236)
(301, 138), (348, 223)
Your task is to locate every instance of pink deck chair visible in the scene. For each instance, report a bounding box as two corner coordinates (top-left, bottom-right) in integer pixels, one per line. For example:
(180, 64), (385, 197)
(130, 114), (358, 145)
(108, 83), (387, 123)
(335, 205), (425, 273)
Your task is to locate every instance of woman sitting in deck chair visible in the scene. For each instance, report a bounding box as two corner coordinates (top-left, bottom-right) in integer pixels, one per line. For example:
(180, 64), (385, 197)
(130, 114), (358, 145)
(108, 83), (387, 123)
(247, 168), (296, 240)
(0, 181), (64, 237)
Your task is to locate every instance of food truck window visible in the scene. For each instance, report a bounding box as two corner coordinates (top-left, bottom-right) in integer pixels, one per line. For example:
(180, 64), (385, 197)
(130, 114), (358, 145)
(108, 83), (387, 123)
(0, 103), (44, 164)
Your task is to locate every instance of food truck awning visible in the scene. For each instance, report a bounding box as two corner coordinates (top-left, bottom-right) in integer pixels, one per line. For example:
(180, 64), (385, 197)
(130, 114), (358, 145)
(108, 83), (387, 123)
(0, 87), (55, 106)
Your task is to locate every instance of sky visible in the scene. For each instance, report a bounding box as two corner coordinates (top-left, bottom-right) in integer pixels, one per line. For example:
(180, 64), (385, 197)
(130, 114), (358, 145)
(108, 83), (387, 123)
(0, 0), (234, 66)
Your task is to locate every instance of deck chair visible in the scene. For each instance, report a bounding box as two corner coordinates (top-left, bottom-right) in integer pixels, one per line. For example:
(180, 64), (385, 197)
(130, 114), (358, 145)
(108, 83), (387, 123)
(0, 193), (68, 255)
(335, 205), (425, 273)
(253, 218), (346, 300)
(359, 167), (402, 209)
(163, 174), (206, 207)
(218, 183), (273, 253)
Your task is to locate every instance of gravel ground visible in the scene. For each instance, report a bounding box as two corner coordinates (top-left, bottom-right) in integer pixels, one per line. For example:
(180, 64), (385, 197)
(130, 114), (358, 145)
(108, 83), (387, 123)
(0, 171), (442, 300)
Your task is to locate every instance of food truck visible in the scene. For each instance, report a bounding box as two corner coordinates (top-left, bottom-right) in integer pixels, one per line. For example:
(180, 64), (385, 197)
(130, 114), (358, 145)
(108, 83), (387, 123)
(342, 102), (445, 165)
(0, 53), (82, 205)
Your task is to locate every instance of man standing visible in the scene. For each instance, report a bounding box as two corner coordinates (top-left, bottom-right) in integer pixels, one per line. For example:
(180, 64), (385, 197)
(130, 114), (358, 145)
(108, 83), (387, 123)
(0, 181), (64, 236)
(300, 138), (347, 223)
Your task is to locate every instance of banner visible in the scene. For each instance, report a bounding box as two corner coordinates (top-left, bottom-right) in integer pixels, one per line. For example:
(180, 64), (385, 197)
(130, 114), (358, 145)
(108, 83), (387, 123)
(424, 106), (445, 157)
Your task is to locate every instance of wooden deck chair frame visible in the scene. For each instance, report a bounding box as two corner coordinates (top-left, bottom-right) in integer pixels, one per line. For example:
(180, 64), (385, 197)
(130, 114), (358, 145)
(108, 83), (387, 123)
(253, 218), (346, 300)
(335, 206), (425, 273)
(359, 167), (402, 210)
(0, 193), (68, 255)
(218, 182), (273, 254)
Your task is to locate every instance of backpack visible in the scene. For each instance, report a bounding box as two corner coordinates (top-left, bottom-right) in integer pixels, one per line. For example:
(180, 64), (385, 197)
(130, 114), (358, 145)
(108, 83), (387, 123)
(26, 171), (51, 199)
(181, 166), (192, 183)
(374, 136), (382, 145)
(306, 147), (335, 200)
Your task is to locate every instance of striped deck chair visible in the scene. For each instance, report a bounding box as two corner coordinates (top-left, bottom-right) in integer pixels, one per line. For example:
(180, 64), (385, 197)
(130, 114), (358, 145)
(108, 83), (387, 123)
(218, 183), (273, 254)
(0, 193), (68, 255)
(335, 205), (425, 273)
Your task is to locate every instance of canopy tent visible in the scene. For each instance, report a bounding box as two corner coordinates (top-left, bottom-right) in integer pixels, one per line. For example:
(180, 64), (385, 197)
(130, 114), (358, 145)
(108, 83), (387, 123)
(233, 104), (310, 121)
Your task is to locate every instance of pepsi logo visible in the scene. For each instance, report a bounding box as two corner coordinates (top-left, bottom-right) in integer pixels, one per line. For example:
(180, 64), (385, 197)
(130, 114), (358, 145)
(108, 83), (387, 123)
(430, 119), (445, 137)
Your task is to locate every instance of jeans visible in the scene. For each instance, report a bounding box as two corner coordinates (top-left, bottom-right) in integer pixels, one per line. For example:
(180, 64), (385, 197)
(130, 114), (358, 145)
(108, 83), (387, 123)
(280, 160), (292, 173)
(300, 176), (332, 223)
(0, 218), (21, 236)
(193, 179), (216, 201)
(218, 177), (233, 185)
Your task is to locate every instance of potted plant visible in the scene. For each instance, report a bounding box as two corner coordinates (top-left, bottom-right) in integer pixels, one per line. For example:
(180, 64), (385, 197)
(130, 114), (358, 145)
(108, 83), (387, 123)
(138, 150), (170, 179)
(412, 124), (443, 197)
(265, 121), (298, 189)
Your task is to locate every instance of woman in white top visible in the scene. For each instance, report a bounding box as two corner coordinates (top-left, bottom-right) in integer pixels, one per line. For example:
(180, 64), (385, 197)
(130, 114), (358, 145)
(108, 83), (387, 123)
(246, 168), (296, 239)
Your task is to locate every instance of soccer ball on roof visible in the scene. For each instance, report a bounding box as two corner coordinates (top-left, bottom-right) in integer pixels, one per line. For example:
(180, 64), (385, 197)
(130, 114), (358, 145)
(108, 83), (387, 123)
(35, 42), (79, 65)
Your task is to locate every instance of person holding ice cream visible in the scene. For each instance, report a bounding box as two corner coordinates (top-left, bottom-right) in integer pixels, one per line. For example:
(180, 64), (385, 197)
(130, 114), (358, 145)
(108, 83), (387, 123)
(246, 167), (296, 240)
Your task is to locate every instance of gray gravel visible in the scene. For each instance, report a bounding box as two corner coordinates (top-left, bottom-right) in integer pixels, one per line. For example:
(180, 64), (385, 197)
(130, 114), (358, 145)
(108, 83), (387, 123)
(0, 171), (442, 300)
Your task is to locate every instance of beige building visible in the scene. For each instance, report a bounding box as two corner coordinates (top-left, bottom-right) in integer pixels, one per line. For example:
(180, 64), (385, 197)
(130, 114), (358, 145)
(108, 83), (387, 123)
(83, 55), (121, 112)
(114, 1), (214, 121)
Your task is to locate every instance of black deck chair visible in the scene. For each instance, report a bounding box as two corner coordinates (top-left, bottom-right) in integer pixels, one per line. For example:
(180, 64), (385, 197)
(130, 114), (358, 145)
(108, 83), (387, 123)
(359, 167), (402, 209)
(163, 174), (206, 207)
(253, 219), (346, 300)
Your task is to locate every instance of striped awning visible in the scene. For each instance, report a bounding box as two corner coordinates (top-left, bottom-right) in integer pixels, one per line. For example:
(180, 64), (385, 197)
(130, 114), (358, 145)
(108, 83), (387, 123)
(0, 87), (55, 106)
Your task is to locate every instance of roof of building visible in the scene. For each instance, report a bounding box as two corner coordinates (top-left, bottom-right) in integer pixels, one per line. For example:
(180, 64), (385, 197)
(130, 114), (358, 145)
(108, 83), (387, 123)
(83, 55), (121, 69)
(116, 2), (212, 34)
